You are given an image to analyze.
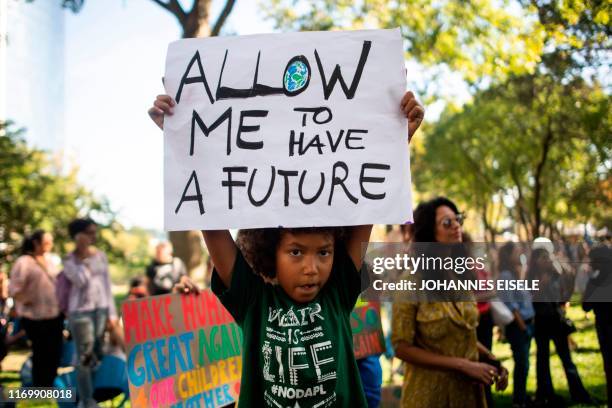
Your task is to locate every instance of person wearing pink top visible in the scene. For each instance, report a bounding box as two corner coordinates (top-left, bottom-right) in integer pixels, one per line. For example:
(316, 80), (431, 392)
(9, 230), (63, 387)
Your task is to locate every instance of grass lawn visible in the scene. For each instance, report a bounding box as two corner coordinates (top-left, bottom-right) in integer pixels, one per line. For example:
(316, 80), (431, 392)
(490, 303), (607, 407)
(378, 302), (607, 407)
(0, 303), (607, 407)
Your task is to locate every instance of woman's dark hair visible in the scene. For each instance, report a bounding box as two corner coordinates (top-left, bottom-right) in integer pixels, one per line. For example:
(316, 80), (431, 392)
(68, 218), (96, 239)
(21, 229), (46, 255)
(412, 197), (460, 242)
(498, 242), (518, 277)
(236, 227), (345, 278)
(129, 276), (146, 289)
(527, 247), (550, 281)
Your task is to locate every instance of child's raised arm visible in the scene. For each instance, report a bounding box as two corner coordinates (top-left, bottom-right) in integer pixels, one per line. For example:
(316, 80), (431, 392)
(148, 95), (238, 289)
(150, 90), (424, 286)
(201, 230), (236, 288)
(345, 225), (374, 269)
(345, 91), (424, 270)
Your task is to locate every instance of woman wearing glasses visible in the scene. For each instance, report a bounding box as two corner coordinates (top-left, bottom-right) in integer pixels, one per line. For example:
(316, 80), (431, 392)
(391, 197), (507, 407)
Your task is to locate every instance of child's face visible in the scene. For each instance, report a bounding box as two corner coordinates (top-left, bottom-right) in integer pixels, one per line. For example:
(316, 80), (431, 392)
(275, 231), (334, 303)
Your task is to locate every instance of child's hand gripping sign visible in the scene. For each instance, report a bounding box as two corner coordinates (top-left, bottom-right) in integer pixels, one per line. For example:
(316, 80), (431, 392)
(162, 29), (412, 231)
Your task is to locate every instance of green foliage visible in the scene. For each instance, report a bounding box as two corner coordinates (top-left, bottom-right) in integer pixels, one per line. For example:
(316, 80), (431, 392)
(518, 0), (612, 78)
(264, 1), (610, 239)
(104, 226), (156, 284)
(263, 0), (545, 85)
(263, 1), (610, 88)
(412, 74), (611, 240)
(0, 121), (118, 264)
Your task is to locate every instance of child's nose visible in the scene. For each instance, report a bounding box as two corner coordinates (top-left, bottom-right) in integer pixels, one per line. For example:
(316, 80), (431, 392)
(303, 256), (318, 275)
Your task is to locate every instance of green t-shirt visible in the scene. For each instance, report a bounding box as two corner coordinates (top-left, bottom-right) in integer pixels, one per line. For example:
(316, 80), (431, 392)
(211, 245), (368, 408)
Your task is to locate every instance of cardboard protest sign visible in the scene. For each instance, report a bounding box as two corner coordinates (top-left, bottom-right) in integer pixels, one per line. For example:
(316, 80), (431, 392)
(123, 292), (241, 408)
(122, 293), (384, 406)
(163, 29), (411, 231)
(351, 300), (386, 359)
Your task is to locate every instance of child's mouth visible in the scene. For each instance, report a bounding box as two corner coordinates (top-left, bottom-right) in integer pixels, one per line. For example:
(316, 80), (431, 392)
(298, 283), (318, 293)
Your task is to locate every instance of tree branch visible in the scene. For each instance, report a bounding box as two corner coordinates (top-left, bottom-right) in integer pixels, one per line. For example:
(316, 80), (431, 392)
(151, 0), (185, 21)
(509, 165), (532, 240)
(533, 115), (554, 237)
(456, 143), (504, 192)
(211, 0), (236, 37)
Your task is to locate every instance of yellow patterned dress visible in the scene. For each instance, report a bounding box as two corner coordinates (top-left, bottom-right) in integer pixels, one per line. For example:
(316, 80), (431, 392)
(391, 301), (487, 408)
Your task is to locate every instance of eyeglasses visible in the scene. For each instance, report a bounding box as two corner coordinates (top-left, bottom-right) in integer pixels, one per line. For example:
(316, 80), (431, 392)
(438, 213), (465, 229)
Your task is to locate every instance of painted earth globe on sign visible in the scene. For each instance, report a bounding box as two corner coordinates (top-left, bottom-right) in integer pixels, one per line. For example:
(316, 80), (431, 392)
(284, 60), (309, 93)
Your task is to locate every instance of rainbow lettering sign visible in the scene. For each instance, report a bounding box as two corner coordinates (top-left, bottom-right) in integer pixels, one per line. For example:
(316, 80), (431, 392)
(123, 292), (241, 408)
(351, 301), (386, 359)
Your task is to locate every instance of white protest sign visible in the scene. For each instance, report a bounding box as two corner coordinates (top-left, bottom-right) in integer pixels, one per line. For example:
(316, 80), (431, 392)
(164, 28), (412, 231)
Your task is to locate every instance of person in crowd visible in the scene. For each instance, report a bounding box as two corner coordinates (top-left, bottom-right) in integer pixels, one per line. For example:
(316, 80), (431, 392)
(127, 276), (149, 299)
(528, 247), (593, 405)
(8, 230), (63, 386)
(464, 233), (496, 407)
(63, 218), (117, 408)
(146, 241), (187, 296)
(5, 306), (27, 348)
(152, 91), (424, 407)
(497, 242), (535, 408)
(392, 197), (508, 408)
(355, 227), (415, 408)
(0, 269), (9, 311)
(383, 224), (414, 385)
(357, 353), (384, 408)
(582, 245), (612, 403)
(0, 267), (9, 363)
(574, 243), (591, 294)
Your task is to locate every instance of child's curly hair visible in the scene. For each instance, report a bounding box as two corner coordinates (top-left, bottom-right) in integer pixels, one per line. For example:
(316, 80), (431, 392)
(236, 227), (346, 278)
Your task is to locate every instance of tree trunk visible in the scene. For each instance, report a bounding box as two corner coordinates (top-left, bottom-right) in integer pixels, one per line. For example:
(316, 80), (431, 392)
(172, 1), (211, 277)
(182, 1), (212, 38)
(480, 200), (492, 246)
(168, 231), (205, 278)
(533, 115), (554, 239)
(152, 0), (232, 278)
(509, 165), (533, 240)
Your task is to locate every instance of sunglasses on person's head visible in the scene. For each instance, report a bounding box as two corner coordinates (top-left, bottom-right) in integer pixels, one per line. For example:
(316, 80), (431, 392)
(438, 213), (465, 229)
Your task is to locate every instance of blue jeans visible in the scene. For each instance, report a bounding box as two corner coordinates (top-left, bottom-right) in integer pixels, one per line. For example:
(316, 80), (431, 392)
(357, 355), (382, 408)
(506, 320), (533, 404)
(69, 308), (108, 406)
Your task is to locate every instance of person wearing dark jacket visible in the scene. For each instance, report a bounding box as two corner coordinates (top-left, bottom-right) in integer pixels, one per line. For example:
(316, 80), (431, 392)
(582, 245), (612, 404)
(146, 241), (187, 296)
(529, 247), (592, 405)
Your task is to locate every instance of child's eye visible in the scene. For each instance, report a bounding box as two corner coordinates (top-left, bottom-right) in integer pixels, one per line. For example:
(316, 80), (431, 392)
(319, 250), (331, 257)
(289, 249), (302, 256)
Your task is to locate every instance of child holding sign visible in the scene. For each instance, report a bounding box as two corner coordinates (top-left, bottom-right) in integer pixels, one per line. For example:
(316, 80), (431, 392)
(148, 91), (423, 407)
